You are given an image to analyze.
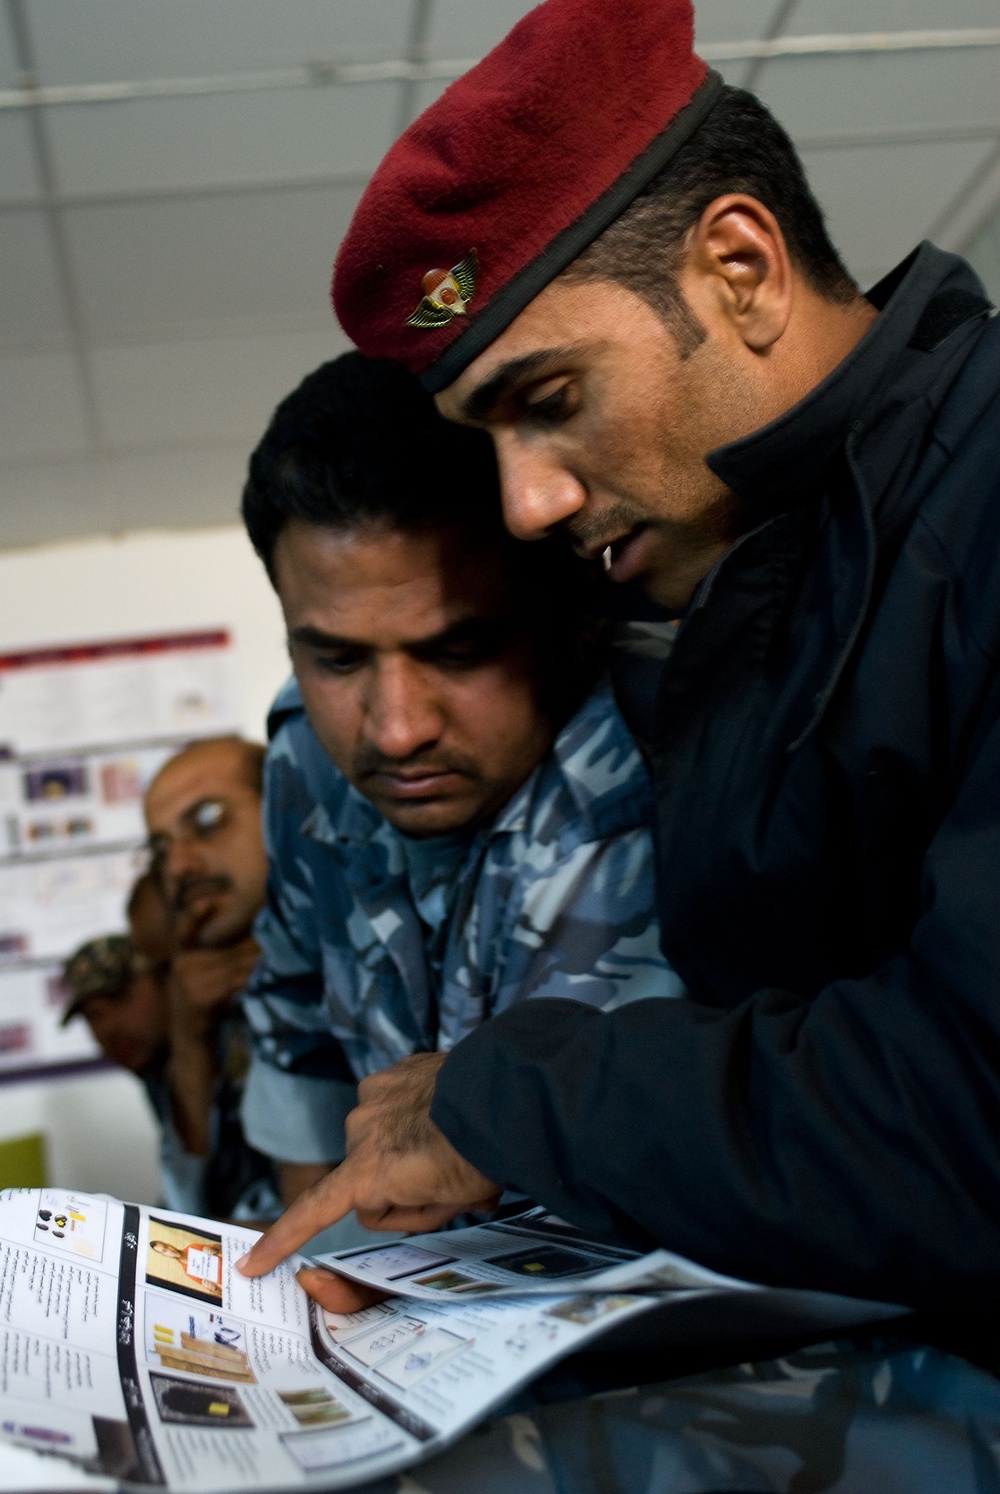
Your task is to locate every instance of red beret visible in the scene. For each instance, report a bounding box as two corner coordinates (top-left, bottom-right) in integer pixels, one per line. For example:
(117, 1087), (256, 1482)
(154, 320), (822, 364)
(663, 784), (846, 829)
(333, 0), (721, 393)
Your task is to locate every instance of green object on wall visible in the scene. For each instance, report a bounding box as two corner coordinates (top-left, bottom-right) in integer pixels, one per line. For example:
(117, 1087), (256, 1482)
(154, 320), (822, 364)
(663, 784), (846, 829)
(0, 1132), (48, 1189)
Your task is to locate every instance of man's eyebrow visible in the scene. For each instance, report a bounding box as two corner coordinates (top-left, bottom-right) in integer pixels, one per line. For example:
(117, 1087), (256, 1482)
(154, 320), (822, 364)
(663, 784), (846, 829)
(290, 618), (508, 655)
(289, 625), (359, 651)
(461, 347), (579, 423)
(410, 618), (509, 652)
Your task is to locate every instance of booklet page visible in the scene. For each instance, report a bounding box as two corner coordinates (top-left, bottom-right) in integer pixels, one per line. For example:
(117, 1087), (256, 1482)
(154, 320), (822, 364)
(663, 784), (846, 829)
(0, 1189), (662, 1493)
(314, 1206), (751, 1300)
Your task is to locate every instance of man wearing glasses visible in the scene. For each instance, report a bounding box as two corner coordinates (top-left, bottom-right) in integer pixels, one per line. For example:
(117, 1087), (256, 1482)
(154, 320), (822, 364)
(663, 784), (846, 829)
(142, 737), (281, 1221)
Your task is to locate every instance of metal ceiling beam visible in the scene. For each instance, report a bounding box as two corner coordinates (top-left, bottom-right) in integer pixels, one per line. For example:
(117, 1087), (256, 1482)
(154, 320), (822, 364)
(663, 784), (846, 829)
(4, 0), (107, 456)
(4, 125), (1000, 219)
(0, 57), (481, 109)
(0, 170), (371, 213)
(796, 122), (1000, 153)
(3, 29), (1000, 111)
(705, 28), (1000, 63)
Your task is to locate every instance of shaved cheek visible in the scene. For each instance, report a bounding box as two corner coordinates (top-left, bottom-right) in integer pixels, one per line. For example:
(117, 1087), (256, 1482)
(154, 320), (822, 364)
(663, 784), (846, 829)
(298, 676), (360, 778)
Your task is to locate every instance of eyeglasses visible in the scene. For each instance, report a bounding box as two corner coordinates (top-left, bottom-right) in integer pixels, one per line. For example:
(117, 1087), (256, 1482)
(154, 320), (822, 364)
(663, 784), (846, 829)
(146, 797), (228, 873)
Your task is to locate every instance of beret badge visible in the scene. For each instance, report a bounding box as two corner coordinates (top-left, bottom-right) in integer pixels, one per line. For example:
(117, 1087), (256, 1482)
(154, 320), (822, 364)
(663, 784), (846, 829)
(407, 248), (479, 328)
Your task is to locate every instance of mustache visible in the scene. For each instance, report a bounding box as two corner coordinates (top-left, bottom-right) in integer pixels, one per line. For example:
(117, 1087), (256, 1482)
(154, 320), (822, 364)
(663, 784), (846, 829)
(353, 747), (479, 780)
(565, 500), (650, 553)
(174, 875), (231, 911)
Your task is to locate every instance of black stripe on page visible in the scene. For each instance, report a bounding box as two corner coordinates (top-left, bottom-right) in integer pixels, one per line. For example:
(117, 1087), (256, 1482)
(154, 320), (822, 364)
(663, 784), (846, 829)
(116, 1205), (167, 1486)
(308, 1303), (437, 1444)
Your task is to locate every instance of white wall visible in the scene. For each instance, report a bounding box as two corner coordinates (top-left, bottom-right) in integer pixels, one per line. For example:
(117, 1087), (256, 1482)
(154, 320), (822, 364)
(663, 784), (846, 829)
(0, 525), (288, 739)
(0, 524), (289, 1201)
(1, 1069), (163, 1203)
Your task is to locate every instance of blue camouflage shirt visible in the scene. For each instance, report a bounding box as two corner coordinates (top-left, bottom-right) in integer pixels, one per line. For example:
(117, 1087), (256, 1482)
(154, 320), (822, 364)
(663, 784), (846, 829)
(241, 676), (683, 1165)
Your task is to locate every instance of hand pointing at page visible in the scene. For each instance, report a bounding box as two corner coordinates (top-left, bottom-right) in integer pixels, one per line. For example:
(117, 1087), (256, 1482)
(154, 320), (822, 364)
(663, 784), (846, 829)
(236, 1052), (501, 1312)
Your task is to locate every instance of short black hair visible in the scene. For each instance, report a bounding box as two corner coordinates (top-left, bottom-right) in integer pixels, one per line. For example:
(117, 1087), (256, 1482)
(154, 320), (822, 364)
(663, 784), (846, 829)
(564, 86), (857, 355)
(242, 352), (604, 724)
(242, 352), (502, 580)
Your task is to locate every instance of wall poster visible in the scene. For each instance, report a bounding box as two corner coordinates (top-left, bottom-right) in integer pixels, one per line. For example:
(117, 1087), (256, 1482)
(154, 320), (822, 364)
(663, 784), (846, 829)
(0, 630), (242, 1082)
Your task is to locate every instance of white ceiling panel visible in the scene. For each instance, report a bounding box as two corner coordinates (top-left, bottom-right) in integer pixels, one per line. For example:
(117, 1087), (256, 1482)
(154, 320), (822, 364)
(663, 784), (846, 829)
(68, 184), (361, 342)
(426, 1), (537, 59)
(47, 83), (397, 196)
(0, 351), (89, 462)
(410, 76), (455, 121)
(801, 139), (999, 279)
(0, 14), (19, 88)
(788, 1), (1000, 32)
(27, 0), (414, 84)
(708, 57), (765, 86)
(757, 49), (1000, 139)
(91, 326), (350, 449)
(102, 446), (258, 534)
(0, 210), (68, 351)
(426, 0), (782, 59)
(694, 0), (785, 46)
(0, 113), (42, 203)
(0, 444), (264, 548)
(0, 459), (114, 551)
(965, 210), (1000, 302)
(3, 0), (1000, 555)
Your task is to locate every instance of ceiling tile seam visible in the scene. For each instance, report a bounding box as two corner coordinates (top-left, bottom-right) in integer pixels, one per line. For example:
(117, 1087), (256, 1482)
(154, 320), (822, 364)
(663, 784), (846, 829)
(926, 140), (998, 248)
(0, 56), (478, 110)
(0, 170), (372, 213)
(740, 0), (801, 95)
(395, 0), (435, 140)
(3, 124), (999, 219)
(958, 189), (1000, 262)
(795, 124), (1000, 153)
(0, 432), (274, 475)
(0, 310), (344, 358)
(5, 0), (108, 457)
(704, 29), (1000, 61)
(3, 29), (1000, 111)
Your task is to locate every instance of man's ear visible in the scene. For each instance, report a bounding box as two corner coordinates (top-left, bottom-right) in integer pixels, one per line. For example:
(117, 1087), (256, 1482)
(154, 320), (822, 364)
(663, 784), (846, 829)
(679, 194), (794, 354)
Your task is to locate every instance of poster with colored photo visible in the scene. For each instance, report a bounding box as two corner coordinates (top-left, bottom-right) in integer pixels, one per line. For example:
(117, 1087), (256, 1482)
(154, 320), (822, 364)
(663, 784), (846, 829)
(0, 631), (241, 1083)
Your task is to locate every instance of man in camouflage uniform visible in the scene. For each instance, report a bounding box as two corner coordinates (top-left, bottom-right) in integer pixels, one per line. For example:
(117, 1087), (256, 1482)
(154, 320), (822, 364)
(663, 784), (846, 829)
(61, 872), (278, 1221)
(142, 740), (282, 1222)
(349, 1336), (1000, 1494)
(238, 353), (682, 1186)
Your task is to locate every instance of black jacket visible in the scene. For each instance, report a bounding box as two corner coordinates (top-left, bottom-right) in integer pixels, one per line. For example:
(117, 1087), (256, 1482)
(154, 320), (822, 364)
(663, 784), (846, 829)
(432, 244), (1000, 1317)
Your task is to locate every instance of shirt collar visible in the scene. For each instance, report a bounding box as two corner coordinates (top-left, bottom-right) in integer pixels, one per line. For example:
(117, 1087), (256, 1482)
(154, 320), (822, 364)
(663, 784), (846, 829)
(491, 678), (635, 835)
(302, 782), (390, 850)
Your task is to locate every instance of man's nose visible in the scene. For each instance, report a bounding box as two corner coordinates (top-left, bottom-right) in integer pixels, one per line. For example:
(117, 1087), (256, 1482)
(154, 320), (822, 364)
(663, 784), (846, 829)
(363, 658), (443, 760)
(494, 435), (586, 541)
(162, 834), (206, 889)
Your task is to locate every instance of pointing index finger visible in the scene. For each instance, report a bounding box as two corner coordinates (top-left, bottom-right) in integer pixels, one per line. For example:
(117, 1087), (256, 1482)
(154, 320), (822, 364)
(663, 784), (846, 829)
(237, 1163), (358, 1278)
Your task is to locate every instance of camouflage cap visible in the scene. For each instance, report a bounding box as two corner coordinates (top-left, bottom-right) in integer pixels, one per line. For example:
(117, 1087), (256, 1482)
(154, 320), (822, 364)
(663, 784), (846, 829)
(60, 935), (145, 1025)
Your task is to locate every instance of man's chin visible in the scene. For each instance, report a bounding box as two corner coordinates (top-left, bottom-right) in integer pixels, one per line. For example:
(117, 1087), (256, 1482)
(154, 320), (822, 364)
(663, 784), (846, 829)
(195, 904), (254, 947)
(377, 796), (478, 839)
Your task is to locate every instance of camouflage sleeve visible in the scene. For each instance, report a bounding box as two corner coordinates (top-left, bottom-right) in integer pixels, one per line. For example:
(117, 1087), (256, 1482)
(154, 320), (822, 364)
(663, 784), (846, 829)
(440, 824), (683, 1047)
(240, 738), (357, 1165)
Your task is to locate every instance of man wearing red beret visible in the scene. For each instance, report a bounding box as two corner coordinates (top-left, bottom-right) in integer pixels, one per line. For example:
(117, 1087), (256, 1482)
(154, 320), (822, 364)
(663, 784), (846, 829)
(241, 0), (1000, 1339)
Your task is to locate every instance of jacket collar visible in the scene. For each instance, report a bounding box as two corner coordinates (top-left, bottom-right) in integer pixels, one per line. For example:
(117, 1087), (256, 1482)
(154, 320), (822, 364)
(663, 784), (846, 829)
(661, 245), (992, 755)
(705, 243), (991, 520)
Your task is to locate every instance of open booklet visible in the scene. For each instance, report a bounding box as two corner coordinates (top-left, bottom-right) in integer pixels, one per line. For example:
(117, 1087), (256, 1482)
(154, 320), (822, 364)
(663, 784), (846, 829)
(0, 1188), (903, 1493)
